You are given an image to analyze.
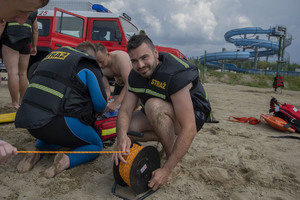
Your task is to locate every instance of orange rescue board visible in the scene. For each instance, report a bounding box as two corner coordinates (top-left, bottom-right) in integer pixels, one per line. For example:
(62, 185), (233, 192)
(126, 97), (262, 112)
(260, 114), (295, 133)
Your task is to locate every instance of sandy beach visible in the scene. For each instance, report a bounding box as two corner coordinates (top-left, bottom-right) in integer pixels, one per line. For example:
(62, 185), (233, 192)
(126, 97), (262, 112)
(1, 78), (300, 200)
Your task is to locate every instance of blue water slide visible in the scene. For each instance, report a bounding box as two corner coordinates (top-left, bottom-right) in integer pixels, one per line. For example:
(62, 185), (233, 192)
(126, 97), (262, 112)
(200, 51), (250, 63)
(205, 61), (246, 72)
(199, 27), (284, 70)
(224, 27), (279, 57)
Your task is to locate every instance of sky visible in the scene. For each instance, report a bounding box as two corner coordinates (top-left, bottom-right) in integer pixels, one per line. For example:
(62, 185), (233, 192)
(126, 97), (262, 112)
(102, 0), (300, 64)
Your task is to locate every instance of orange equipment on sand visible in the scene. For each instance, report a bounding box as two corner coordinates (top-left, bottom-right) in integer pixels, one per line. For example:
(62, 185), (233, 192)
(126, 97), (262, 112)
(260, 114), (295, 133)
(228, 116), (260, 125)
(112, 143), (161, 199)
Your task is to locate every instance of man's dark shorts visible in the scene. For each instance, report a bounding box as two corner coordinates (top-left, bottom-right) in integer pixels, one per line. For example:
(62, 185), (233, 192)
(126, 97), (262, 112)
(113, 84), (123, 96)
(2, 38), (31, 54)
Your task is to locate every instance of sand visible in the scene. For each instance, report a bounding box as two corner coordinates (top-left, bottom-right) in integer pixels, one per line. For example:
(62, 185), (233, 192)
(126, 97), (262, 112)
(1, 79), (300, 200)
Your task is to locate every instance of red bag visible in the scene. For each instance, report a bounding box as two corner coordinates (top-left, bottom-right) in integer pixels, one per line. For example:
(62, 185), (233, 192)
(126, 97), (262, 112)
(94, 117), (117, 141)
(269, 97), (300, 133)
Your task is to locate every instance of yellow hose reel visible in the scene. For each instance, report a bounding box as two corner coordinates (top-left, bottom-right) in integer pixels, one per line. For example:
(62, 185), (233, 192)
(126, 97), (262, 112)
(113, 143), (161, 195)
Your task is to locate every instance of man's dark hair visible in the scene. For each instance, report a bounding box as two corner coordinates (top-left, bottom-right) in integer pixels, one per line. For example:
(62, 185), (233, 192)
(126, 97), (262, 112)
(127, 34), (155, 53)
(94, 43), (108, 54)
(76, 41), (97, 57)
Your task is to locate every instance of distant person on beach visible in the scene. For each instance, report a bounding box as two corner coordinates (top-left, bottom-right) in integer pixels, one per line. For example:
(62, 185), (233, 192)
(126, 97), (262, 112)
(112, 34), (212, 191)
(1, 11), (38, 109)
(95, 43), (132, 113)
(15, 42), (107, 178)
(0, 0), (49, 165)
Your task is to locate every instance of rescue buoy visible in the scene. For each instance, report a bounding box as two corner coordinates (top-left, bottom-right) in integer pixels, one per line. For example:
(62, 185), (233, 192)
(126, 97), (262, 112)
(260, 114), (295, 133)
(113, 143), (161, 194)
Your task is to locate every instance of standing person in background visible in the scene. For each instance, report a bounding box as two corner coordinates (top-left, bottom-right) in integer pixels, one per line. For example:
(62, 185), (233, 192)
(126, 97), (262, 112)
(15, 42), (107, 178)
(0, 0), (49, 24)
(1, 11), (39, 109)
(0, 0), (49, 165)
(95, 43), (132, 113)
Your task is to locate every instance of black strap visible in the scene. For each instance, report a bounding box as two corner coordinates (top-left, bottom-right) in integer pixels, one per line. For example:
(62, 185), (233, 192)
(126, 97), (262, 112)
(268, 136), (300, 140)
(128, 131), (144, 138)
(34, 70), (72, 86)
(111, 181), (158, 200)
(34, 70), (89, 96)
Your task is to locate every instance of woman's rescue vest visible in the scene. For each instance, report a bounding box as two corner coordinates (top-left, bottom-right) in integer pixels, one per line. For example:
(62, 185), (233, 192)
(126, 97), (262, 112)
(15, 47), (100, 129)
(128, 52), (211, 115)
(6, 11), (37, 43)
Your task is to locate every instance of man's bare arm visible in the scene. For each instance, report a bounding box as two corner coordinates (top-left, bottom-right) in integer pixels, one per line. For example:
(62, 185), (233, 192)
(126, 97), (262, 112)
(164, 83), (196, 171)
(111, 53), (132, 106)
(0, 20), (6, 39)
(112, 91), (139, 164)
(148, 83), (197, 190)
(102, 76), (111, 100)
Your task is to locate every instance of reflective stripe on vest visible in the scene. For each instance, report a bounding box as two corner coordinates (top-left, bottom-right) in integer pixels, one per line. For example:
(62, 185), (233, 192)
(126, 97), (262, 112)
(8, 22), (32, 30)
(28, 83), (64, 99)
(128, 87), (166, 99)
(168, 53), (189, 68)
(63, 46), (89, 57)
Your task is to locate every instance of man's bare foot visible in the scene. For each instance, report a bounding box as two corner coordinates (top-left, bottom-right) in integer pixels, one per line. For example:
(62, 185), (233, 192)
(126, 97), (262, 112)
(17, 153), (40, 173)
(9, 103), (20, 109)
(43, 154), (70, 178)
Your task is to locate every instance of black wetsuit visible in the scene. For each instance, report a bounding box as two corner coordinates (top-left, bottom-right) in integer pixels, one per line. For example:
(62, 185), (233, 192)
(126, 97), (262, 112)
(15, 47), (107, 168)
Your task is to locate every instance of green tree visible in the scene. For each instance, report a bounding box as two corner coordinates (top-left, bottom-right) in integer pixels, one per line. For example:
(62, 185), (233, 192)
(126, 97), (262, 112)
(139, 30), (146, 35)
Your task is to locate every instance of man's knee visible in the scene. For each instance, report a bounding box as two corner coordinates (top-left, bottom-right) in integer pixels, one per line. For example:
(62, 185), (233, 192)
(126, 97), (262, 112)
(144, 98), (171, 116)
(144, 98), (176, 129)
(128, 110), (149, 132)
(18, 71), (27, 77)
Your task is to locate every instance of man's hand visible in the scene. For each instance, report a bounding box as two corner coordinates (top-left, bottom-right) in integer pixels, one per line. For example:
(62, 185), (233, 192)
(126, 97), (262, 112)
(112, 135), (131, 165)
(148, 167), (171, 191)
(105, 101), (120, 112)
(30, 46), (37, 56)
(0, 140), (17, 165)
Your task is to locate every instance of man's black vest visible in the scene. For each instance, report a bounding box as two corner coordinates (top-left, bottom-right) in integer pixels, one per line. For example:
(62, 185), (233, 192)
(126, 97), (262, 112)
(128, 52), (211, 115)
(15, 47), (99, 129)
(6, 11), (37, 43)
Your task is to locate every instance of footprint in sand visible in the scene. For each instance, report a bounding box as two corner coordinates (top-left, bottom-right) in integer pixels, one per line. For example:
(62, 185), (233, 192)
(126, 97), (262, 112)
(202, 167), (230, 182)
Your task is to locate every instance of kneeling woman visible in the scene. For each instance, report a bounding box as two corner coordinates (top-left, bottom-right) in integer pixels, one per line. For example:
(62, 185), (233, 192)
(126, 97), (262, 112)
(15, 42), (107, 178)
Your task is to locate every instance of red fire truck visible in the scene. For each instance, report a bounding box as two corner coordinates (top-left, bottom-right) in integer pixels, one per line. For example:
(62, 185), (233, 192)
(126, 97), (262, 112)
(28, 1), (187, 78)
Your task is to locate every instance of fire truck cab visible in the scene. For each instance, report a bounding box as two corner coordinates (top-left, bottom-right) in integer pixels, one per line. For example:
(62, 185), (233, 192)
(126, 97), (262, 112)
(28, 1), (187, 78)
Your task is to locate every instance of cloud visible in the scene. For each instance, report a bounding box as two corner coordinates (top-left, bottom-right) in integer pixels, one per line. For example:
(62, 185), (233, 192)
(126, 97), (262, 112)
(102, 0), (300, 64)
(142, 10), (162, 35)
(103, 0), (124, 13)
(169, 1), (217, 40)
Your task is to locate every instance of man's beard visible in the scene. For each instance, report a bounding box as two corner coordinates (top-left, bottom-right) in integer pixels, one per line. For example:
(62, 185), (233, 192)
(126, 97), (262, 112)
(140, 58), (157, 78)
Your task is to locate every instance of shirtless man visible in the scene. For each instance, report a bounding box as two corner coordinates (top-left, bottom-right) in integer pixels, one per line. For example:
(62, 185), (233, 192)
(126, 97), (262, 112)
(0, 0), (49, 24)
(95, 43), (132, 112)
